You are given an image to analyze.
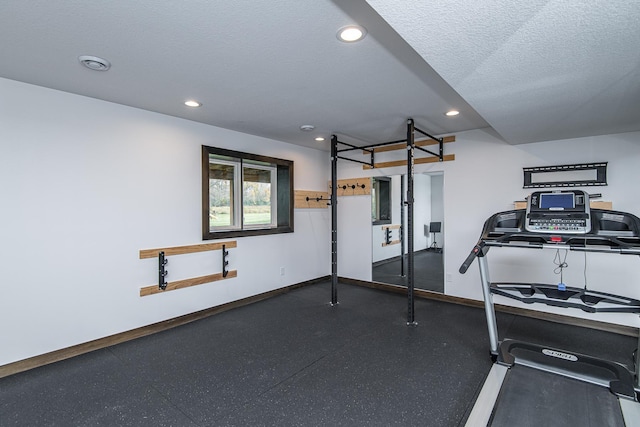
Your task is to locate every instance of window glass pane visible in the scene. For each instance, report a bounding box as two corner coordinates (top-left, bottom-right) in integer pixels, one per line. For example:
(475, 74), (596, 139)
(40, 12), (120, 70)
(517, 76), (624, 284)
(243, 166), (273, 226)
(209, 162), (236, 229)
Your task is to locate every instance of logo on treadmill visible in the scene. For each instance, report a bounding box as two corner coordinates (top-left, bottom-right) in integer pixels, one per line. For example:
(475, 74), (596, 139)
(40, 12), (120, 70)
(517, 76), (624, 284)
(542, 349), (578, 361)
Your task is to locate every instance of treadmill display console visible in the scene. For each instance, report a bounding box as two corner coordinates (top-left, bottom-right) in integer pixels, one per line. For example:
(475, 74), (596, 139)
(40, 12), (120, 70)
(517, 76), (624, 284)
(525, 190), (591, 234)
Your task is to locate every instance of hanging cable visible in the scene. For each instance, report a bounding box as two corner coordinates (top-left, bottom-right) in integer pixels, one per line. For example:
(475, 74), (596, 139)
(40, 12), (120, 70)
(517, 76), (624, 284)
(583, 249), (589, 291)
(553, 249), (569, 290)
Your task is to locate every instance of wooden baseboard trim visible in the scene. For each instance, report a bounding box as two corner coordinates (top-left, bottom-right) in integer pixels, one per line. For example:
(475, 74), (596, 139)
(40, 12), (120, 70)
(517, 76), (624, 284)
(5, 275), (635, 379)
(0, 276), (330, 379)
(340, 277), (639, 338)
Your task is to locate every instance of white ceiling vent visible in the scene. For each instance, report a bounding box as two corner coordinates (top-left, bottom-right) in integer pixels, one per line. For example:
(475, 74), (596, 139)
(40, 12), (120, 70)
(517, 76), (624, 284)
(78, 55), (111, 71)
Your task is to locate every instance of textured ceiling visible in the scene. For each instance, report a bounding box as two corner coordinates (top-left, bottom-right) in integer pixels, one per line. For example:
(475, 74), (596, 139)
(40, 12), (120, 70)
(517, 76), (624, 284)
(0, 0), (637, 150)
(366, 0), (640, 144)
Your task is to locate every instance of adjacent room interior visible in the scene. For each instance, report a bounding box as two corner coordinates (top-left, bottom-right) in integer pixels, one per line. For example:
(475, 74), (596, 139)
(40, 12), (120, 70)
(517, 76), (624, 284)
(2, 1), (640, 425)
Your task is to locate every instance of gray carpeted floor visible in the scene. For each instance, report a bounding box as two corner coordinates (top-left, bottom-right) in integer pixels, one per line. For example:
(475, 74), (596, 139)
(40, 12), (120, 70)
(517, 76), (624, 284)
(1, 281), (635, 426)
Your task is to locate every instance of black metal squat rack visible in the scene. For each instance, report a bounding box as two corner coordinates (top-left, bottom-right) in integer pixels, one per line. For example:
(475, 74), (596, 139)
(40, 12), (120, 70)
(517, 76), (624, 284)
(330, 119), (444, 325)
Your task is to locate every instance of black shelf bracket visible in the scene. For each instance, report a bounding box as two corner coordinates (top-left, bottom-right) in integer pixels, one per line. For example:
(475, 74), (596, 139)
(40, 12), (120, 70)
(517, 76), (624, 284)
(222, 244), (229, 278)
(158, 251), (168, 290)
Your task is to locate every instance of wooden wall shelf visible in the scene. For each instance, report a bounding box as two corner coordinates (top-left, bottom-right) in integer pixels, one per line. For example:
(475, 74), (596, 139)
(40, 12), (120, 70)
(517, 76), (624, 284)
(139, 241), (237, 296)
(140, 271), (238, 296)
(139, 241), (237, 259)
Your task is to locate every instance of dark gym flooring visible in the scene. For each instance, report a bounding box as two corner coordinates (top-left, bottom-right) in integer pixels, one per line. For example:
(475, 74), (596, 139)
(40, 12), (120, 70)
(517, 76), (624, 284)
(1, 281), (636, 426)
(372, 249), (444, 293)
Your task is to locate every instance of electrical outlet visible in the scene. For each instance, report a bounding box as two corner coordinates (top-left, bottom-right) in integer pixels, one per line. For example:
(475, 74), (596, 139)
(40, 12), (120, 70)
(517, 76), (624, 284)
(446, 273), (452, 282)
(280, 267), (285, 276)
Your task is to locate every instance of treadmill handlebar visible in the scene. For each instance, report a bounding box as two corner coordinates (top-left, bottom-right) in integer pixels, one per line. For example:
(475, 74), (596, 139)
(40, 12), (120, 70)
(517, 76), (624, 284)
(459, 244), (483, 274)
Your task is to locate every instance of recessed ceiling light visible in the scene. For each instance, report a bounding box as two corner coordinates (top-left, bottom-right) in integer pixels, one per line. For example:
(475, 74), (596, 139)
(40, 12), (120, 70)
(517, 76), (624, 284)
(300, 125), (315, 132)
(445, 110), (460, 117)
(315, 137), (325, 142)
(184, 100), (202, 107)
(337, 25), (367, 42)
(78, 55), (111, 71)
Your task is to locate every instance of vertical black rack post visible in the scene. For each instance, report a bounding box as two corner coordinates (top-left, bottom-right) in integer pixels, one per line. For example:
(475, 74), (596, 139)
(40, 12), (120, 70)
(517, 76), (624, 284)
(330, 135), (338, 306)
(400, 176), (406, 277)
(406, 119), (416, 325)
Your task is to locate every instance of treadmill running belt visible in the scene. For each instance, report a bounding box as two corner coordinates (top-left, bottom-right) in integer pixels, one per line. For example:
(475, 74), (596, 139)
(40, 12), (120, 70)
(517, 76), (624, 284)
(490, 365), (624, 427)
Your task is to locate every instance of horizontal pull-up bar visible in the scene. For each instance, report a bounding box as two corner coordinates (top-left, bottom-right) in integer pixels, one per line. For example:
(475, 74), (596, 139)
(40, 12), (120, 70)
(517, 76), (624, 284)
(337, 138), (409, 153)
(415, 145), (440, 158)
(336, 155), (373, 167)
(360, 138), (408, 150)
(362, 136), (455, 154)
(414, 126), (442, 143)
(335, 139), (374, 155)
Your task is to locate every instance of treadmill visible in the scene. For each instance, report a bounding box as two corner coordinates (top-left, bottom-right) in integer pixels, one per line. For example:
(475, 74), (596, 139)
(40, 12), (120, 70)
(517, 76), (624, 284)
(459, 190), (640, 426)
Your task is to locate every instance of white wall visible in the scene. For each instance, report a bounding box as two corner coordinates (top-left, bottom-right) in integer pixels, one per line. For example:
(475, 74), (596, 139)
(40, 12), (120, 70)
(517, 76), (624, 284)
(0, 78), (330, 365)
(336, 128), (640, 327)
(4, 76), (639, 367)
(413, 174), (431, 251)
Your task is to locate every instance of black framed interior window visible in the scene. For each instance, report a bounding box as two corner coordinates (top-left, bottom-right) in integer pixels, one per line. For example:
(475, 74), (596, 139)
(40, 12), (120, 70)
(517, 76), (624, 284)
(202, 146), (293, 239)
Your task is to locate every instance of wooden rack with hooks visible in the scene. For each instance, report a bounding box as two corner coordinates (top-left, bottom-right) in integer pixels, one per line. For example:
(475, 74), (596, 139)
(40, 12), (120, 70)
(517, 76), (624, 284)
(294, 190), (330, 208)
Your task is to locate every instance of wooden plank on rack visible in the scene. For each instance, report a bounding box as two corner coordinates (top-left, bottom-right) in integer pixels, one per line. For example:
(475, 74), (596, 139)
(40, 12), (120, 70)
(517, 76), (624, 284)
(295, 190), (330, 209)
(363, 135), (455, 154)
(590, 201), (612, 210)
(382, 224), (401, 230)
(514, 200), (612, 210)
(382, 239), (401, 247)
(139, 241), (237, 259)
(363, 154), (455, 170)
(140, 270), (238, 296)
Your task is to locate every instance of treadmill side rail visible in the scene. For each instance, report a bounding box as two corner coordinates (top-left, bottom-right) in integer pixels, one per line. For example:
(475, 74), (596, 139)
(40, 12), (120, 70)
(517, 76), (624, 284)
(464, 364), (508, 427)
